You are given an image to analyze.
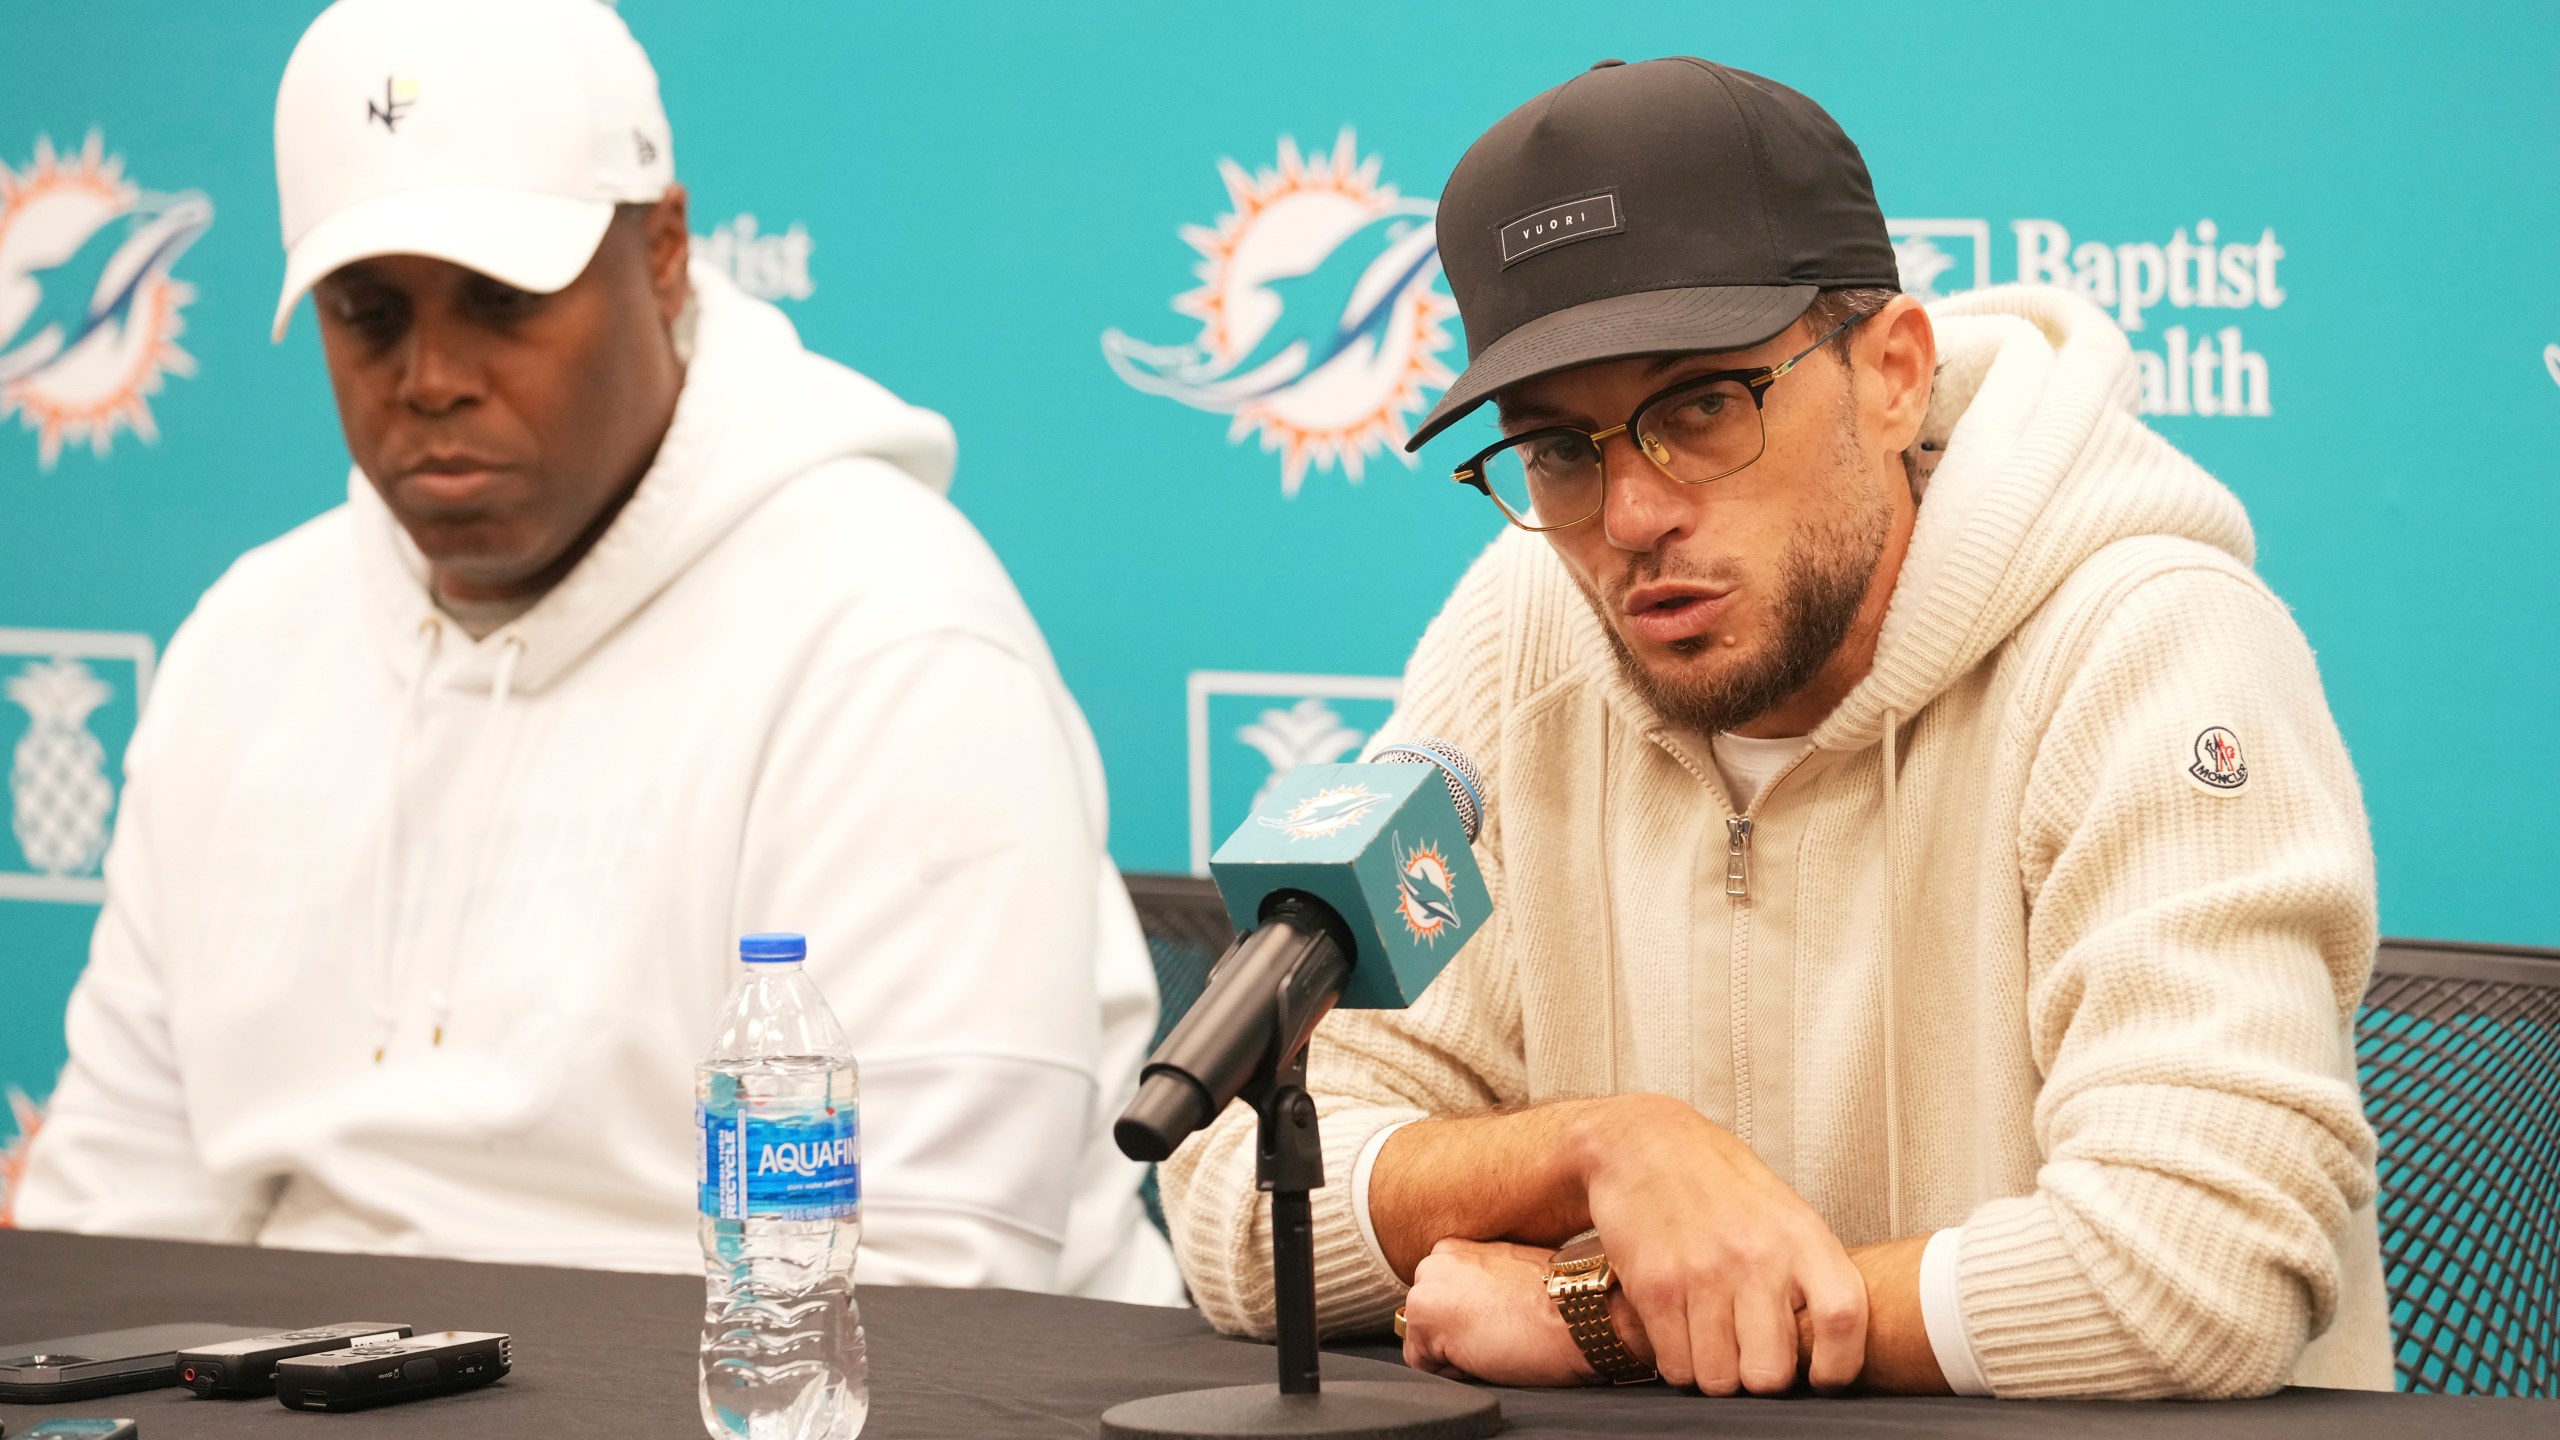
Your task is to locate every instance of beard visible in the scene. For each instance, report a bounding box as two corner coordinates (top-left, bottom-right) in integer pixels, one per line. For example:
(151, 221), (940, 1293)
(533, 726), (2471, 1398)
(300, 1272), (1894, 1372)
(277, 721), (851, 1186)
(1582, 414), (1894, 736)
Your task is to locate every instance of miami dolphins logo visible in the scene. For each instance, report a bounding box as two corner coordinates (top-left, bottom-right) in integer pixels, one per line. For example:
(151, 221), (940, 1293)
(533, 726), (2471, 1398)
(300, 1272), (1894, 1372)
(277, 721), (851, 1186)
(1392, 832), (1459, 943)
(1258, 783), (1386, 842)
(1103, 129), (1458, 495)
(0, 132), (213, 469)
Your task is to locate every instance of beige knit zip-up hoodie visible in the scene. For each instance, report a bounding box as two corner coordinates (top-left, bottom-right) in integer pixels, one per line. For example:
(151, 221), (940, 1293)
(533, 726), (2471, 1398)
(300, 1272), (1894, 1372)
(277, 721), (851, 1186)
(1161, 285), (2392, 1398)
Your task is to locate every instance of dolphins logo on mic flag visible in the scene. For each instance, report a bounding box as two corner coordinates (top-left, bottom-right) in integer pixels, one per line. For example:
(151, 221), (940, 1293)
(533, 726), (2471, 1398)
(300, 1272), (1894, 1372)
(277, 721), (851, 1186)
(1258, 782), (1386, 842)
(1102, 129), (1458, 495)
(0, 132), (212, 469)
(1392, 832), (1459, 944)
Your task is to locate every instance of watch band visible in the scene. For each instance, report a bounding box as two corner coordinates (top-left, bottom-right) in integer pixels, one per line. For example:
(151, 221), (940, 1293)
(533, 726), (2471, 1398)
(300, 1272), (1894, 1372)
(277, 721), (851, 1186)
(1554, 1282), (1654, 1383)
(1546, 1231), (1656, 1385)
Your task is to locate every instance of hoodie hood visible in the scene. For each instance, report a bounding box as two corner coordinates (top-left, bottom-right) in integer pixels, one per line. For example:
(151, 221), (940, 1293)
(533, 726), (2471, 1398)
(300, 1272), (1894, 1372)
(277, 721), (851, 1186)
(351, 259), (958, 695)
(1811, 284), (2255, 753)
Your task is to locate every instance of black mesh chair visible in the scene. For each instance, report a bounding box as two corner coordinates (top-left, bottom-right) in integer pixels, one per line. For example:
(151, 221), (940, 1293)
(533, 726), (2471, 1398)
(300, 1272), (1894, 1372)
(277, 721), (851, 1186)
(1121, 872), (1240, 1236)
(2357, 938), (2560, 1396)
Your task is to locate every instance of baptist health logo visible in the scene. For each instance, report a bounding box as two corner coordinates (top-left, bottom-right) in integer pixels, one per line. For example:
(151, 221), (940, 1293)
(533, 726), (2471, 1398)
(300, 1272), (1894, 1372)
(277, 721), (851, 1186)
(1891, 216), (2283, 417)
(1104, 130), (1458, 495)
(691, 212), (814, 303)
(0, 133), (212, 469)
(0, 629), (154, 904)
(1189, 670), (1400, 875)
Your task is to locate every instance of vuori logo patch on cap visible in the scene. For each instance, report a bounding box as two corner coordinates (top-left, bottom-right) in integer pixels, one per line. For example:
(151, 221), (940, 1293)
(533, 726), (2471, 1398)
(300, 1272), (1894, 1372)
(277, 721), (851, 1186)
(1499, 191), (1623, 267)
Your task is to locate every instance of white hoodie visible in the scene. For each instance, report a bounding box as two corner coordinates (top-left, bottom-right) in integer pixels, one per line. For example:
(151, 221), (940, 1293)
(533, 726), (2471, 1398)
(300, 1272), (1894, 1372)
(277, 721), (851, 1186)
(17, 263), (1184, 1305)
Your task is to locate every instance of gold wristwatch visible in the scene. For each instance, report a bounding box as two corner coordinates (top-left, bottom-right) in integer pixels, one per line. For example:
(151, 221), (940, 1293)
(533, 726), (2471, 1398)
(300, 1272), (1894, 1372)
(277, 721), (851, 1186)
(1544, 1229), (1656, 1384)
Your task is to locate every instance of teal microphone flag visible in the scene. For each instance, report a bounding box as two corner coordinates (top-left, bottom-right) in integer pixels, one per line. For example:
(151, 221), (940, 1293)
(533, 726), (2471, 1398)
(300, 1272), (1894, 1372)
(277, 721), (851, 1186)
(1208, 754), (1491, 1010)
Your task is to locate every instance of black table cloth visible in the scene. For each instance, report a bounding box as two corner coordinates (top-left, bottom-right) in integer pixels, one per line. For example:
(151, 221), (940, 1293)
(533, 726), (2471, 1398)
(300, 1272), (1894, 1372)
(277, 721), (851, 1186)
(1, 1230), (2551, 1438)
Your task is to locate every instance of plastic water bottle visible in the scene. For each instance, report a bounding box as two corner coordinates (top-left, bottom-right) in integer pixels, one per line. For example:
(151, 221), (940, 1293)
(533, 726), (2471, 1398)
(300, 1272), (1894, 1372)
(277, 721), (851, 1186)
(697, 932), (867, 1440)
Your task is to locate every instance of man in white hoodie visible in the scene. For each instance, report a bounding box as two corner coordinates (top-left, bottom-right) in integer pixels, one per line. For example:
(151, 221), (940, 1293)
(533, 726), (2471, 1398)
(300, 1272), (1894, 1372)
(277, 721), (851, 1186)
(15, 0), (1183, 1305)
(1163, 59), (2391, 1395)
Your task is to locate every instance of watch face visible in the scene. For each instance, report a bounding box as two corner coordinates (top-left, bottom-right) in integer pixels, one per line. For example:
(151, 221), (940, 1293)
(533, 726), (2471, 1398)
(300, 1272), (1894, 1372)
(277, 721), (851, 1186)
(1549, 1230), (1610, 1276)
(1546, 1269), (1613, 1301)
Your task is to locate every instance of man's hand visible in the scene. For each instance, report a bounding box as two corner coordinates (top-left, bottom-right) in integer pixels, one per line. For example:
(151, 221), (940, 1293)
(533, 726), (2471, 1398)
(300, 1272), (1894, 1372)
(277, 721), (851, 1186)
(1400, 1239), (1607, 1386)
(1370, 1094), (1950, 1396)
(1576, 1094), (1867, 1394)
(1400, 1228), (1947, 1397)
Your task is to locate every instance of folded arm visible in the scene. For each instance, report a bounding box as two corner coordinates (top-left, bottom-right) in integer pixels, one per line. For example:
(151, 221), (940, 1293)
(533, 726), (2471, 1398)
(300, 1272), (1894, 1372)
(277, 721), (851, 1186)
(1376, 1094), (1946, 1394)
(1973, 563), (2383, 1398)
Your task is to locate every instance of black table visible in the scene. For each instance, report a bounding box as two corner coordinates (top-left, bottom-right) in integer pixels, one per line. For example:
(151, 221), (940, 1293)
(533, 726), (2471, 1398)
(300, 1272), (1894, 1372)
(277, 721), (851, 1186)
(1, 1231), (2552, 1438)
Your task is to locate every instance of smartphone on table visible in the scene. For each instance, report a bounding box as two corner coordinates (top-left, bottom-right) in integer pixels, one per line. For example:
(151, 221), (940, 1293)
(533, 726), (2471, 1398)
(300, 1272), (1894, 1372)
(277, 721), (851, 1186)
(0, 1324), (265, 1404)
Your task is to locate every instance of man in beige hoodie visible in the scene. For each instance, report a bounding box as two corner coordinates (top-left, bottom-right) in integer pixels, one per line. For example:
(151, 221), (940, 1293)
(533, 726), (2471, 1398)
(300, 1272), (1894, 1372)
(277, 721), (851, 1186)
(1160, 58), (2390, 1401)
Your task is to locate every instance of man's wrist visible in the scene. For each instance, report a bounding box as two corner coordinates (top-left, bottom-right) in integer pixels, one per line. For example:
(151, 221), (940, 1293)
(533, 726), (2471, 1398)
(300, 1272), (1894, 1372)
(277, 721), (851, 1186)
(1844, 1234), (1947, 1394)
(1559, 1093), (1672, 1207)
(1538, 1270), (1654, 1384)
(1349, 1119), (1418, 1280)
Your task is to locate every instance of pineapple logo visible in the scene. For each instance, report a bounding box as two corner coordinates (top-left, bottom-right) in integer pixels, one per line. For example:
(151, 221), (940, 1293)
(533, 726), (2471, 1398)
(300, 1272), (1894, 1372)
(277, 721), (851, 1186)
(7, 657), (116, 880)
(1187, 671), (1400, 876)
(1236, 697), (1368, 813)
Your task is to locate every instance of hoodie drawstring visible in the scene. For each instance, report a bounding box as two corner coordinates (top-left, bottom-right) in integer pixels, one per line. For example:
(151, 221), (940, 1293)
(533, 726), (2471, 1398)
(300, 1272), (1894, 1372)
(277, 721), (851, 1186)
(376, 626), (526, 1058)
(428, 633), (526, 1048)
(489, 635), (522, 713)
(1880, 711), (1906, 1239)
(376, 616), (446, 1062)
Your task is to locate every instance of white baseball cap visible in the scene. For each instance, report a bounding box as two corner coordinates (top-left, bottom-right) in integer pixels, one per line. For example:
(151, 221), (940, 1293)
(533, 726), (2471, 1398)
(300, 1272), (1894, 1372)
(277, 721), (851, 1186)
(271, 0), (676, 340)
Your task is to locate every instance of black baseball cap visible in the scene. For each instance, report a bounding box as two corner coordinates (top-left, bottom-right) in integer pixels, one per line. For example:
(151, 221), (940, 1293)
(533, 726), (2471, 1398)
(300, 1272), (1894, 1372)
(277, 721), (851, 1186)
(1406, 57), (1898, 451)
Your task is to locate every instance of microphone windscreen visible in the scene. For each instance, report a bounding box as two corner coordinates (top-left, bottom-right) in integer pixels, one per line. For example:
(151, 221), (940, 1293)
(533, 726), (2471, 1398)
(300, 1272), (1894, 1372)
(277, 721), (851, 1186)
(1372, 738), (1486, 843)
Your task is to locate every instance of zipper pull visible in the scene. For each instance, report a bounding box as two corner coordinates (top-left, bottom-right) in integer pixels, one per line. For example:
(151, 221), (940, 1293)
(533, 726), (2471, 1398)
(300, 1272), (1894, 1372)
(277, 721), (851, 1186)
(1726, 816), (1753, 900)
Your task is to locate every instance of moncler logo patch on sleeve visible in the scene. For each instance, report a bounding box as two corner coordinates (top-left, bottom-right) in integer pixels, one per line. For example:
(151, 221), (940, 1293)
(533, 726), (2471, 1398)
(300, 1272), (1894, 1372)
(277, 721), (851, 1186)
(2188, 726), (2249, 795)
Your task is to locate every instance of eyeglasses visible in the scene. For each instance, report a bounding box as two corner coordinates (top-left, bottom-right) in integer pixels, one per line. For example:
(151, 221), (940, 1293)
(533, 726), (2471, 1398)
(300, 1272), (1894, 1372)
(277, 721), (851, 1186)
(1451, 314), (1868, 532)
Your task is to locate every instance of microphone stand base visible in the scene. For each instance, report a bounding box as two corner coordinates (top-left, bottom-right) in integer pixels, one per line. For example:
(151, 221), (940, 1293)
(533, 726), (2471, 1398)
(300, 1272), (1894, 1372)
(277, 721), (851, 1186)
(1099, 1379), (1503, 1439)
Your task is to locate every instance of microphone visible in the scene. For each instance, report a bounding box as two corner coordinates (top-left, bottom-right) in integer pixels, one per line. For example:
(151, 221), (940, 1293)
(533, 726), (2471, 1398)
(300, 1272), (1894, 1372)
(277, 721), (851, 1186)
(1114, 739), (1489, 1163)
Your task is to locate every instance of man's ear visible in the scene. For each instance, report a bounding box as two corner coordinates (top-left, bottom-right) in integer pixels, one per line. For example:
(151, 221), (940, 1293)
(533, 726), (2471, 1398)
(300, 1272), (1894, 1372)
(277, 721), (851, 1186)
(1862, 294), (1936, 460)
(644, 184), (692, 327)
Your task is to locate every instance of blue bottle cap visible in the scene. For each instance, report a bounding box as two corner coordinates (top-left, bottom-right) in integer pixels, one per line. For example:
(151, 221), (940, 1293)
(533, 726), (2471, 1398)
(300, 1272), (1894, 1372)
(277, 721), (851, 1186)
(739, 932), (807, 963)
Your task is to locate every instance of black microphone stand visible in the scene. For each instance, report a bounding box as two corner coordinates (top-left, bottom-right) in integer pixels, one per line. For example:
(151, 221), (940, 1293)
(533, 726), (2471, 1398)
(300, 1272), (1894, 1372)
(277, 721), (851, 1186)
(1260, 1040), (1328, 1400)
(1101, 950), (1503, 1439)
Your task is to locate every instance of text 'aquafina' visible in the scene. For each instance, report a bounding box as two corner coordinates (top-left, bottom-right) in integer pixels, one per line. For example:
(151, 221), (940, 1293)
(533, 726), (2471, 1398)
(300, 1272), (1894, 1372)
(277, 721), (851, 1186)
(697, 932), (866, 1440)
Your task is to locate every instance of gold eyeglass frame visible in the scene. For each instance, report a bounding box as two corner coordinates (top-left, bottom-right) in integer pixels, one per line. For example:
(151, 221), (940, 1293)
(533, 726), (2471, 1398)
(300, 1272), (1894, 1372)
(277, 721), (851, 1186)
(1449, 312), (1869, 532)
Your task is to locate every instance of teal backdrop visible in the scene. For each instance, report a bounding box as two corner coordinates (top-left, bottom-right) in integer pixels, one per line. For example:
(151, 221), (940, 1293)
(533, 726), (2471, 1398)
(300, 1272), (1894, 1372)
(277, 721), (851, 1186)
(1, 1), (2555, 1109)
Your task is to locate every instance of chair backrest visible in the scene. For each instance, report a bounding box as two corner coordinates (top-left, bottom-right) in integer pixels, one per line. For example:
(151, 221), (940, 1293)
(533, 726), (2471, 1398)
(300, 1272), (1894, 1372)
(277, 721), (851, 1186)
(1120, 873), (1241, 1239)
(1123, 873), (1238, 1052)
(2357, 937), (2560, 1396)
